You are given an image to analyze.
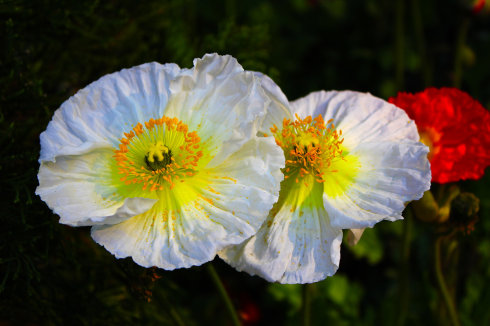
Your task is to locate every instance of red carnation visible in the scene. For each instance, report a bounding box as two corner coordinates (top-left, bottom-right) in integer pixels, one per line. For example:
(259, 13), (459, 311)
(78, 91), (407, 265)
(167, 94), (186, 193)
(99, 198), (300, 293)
(389, 88), (490, 183)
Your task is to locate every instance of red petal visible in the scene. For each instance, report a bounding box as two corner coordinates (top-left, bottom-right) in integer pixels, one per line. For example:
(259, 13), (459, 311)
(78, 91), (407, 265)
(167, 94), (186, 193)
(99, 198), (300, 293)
(389, 88), (490, 183)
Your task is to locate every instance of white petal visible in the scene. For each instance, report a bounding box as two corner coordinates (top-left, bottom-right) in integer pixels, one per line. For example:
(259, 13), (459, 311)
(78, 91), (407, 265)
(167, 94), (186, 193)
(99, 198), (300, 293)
(208, 136), (284, 231)
(91, 136), (284, 270)
(164, 54), (272, 168)
(219, 204), (342, 284)
(91, 194), (263, 269)
(91, 204), (211, 270)
(35, 149), (156, 226)
(253, 71), (293, 133)
(324, 141), (431, 229)
(290, 90), (420, 149)
(40, 62), (180, 162)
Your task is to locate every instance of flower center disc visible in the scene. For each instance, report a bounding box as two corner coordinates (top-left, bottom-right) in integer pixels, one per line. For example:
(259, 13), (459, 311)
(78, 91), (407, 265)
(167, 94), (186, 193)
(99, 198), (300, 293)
(114, 116), (203, 192)
(145, 141), (172, 171)
(419, 127), (441, 161)
(271, 114), (345, 185)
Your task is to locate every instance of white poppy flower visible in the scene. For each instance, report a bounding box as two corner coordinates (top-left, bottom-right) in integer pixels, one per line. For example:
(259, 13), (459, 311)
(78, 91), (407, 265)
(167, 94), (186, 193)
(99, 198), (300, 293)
(219, 90), (431, 284)
(36, 54), (285, 270)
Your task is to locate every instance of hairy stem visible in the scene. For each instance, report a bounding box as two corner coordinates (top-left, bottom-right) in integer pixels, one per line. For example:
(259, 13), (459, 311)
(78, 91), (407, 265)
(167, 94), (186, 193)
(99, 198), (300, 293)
(453, 17), (470, 88)
(302, 283), (312, 326)
(411, 0), (431, 86)
(207, 263), (241, 326)
(396, 209), (413, 326)
(395, 0), (405, 91)
(434, 236), (461, 326)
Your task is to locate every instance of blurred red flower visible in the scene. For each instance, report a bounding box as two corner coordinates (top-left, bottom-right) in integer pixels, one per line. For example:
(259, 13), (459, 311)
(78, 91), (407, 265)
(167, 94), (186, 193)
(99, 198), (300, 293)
(389, 88), (490, 183)
(471, 0), (489, 14)
(471, 0), (487, 14)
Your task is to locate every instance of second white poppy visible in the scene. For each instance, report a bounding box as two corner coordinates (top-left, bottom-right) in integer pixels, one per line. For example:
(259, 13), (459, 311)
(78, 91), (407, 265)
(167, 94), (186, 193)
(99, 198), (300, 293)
(220, 90), (431, 284)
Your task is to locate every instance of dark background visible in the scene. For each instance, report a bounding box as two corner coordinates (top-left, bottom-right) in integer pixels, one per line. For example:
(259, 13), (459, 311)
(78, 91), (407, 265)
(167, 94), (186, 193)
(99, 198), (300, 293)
(1, 0), (489, 325)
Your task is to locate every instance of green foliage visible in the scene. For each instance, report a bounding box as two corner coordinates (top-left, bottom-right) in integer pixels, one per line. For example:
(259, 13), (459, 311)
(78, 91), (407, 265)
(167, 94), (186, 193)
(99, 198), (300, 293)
(268, 275), (366, 326)
(1, 0), (489, 324)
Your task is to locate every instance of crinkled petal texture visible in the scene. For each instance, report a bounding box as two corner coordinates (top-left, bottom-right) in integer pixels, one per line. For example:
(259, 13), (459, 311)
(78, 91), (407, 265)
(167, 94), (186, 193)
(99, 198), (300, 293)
(36, 54), (284, 270)
(287, 91), (431, 227)
(289, 90), (421, 145)
(389, 87), (490, 183)
(37, 61), (181, 226)
(91, 136), (283, 269)
(220, 180), (343, 284)
(253, 72), (293, 134)
(220, 90), (431, 283)
(36, 148), (157, 226)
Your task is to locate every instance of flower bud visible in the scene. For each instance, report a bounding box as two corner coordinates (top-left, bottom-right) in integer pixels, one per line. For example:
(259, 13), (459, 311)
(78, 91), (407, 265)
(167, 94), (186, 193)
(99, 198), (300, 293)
(449, 192), (480, 234)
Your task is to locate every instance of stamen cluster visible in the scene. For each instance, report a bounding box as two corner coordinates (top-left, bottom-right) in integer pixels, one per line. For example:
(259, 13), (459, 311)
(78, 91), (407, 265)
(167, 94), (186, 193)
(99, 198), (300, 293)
(271, 114), (344, 184)
(114, 116), (203, 191)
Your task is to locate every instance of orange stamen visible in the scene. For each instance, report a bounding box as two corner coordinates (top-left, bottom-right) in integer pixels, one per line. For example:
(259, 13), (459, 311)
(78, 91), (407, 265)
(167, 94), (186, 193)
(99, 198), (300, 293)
(270, 114), (344, 184)
(114, 116), (203, 193)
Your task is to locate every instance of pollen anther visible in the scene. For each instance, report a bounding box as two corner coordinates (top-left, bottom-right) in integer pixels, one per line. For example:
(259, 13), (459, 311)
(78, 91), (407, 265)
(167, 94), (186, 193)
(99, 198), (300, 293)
(114, 116), (204, 192)
(271, 114), (344, 184)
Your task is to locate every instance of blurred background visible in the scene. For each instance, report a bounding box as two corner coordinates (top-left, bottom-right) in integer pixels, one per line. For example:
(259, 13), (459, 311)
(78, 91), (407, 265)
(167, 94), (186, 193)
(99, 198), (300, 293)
(1, 0), (489, 325)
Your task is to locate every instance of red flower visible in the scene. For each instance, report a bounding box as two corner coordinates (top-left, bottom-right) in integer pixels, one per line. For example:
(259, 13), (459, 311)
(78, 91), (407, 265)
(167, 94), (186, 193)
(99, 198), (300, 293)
(389, 88), (490, 183)
(471, 0), (486, 14)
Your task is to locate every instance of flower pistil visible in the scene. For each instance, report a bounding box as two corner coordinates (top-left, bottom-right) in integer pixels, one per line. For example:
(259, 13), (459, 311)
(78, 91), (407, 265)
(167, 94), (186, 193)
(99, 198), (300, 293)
(272, 114), (344, 184)
(114, 116), (204, 192)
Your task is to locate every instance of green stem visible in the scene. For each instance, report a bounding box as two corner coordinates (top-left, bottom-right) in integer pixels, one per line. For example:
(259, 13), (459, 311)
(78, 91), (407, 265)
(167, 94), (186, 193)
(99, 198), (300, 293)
(226, 0), (236, 23)
(395, 0), (405, 92)
(434, 236), (461, 326)
(162, 294), (186, 326)
(302, 283), (312, 326)
(207, 263), (241, 326)
(411, 0), (431, 87)
(453, 17), (470, 88)
(396, 209), (413, 326)
(168, 306), (186, 326)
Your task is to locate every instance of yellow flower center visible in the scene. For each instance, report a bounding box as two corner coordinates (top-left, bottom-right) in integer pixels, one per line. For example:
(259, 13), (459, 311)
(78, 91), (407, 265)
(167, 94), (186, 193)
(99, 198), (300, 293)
(114, 116), (203, 192)
(418, 127), (441, 161)
(145, 141), (171, 171)
(270, 114), (360, 207)
(271, 114), (345, 185)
